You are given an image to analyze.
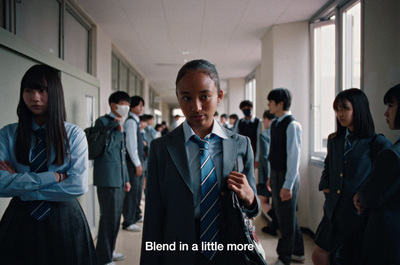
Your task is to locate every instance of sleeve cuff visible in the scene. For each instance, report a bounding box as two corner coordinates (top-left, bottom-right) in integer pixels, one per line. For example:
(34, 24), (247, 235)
(283, 180), (294, 191)
(37, 171), (57, 188)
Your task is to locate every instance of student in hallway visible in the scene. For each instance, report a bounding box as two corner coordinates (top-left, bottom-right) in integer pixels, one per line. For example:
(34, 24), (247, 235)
(0, 64), (97, 264)
(236, 100), (262, 168)
(140, 59), (260, 265)
(267, 88), (305, 265)
(122, 96), (145, 232)
(312, 88), (391, 265)
(353, 84), (400, 265)
(93, 91), (131, 265)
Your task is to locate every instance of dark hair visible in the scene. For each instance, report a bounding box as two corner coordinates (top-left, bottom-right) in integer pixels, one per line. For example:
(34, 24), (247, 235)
(15, 64), (69, 166)
(220, 114), (228, 119)
(175, 59), (220, 93)
(263, 110), (276, 120)
(139, 115), (148, 122)
(229, 114), (239, 121)
(214, 111), (219, 116)
(384, 83), (400, 128)
(333, 88), (375, 138)
(239, 100), (253, 109)
(267, 88), (292, 110)
(130, 95), (145, 108)
(143, 114), (154, 120)
(155, 124), (162, 131)
(108, 91), (131, 106)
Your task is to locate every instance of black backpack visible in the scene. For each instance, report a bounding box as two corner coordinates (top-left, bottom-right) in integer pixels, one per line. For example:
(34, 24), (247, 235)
(84, 116), (117, 160)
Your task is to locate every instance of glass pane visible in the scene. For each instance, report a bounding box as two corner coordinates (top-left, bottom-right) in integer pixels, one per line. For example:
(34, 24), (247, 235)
(65, 10), (89, 73)
(129, 71), (136, 95)
(0, 1), (5, 29)
(136, 78), (143, 96)
(313, 23), (336, 153)
(342, 2), (361, 90)
(112, 55), (119, 91)
(119, 62), (128, 92)
(15, 0), (60, 56)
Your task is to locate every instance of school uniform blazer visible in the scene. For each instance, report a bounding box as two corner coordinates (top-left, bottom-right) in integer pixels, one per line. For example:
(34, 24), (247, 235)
(357, 140), (400, 264)
(140, 124), (260, 265)
(93, 115), (129, 187)
(318, 133), (391, 224)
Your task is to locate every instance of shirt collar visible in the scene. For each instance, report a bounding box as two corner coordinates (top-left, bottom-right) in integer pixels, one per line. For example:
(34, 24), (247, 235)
(276, 111), (291, 123)
(183, 118), (228, 143)
(108, 112), (116, 119)
(243, 116), (256, 123)
(345, 128), (350, 139)
(129, 112), (140, 122)
(31, 119), (46, 131)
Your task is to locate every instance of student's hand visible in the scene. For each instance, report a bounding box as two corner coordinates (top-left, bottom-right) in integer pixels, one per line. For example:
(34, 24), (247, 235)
(228, 171), (256, 208)
(136, 165), (143, 177)
(124, 182), (131, 192)
(55, 172), (68, 182)
(353, 193), (364, 214)
(266, 178), (271, 192)
(323, 188), (330, 193)
(0, 160), (16, 174)
(114, 118), (123, 132)
(280, 187), (292, 201)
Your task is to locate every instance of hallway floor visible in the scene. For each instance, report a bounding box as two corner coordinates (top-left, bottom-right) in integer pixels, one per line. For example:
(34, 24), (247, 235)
(111, 204), (316, 265)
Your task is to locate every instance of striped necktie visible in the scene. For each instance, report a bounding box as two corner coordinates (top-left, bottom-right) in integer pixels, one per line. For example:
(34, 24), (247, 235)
(343, 135), (352, 162)
(191, 135), (220, 260)
(30, 128), (50, 221)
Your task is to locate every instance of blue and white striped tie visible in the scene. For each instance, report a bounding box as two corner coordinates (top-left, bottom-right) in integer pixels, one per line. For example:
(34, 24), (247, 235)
(344, 135), (352, 162)
(30, 128), (50, 221)
(191, 135), (220, 260)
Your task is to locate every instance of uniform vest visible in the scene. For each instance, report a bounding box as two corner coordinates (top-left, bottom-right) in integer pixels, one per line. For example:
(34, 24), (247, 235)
(268, 115), (295, 171)
(238, 118), (260, 155)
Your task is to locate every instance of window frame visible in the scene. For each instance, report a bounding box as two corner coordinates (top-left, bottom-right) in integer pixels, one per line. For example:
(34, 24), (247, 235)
(309, 0), (362, 164)
(1, 0), (93, 74)
(111, 50), (144, 96)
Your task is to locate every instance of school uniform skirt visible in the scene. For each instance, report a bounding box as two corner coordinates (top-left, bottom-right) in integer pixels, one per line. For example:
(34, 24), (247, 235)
(0, 197), (98, 265)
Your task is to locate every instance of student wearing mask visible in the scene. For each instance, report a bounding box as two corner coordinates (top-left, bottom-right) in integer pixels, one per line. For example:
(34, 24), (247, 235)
(93, 91), (131, 265)
(236, 100), (262, 168)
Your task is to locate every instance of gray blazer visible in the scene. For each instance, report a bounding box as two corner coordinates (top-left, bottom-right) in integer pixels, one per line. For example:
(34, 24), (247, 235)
(93, 115), (129, 187)
(140, 125), (260, 265)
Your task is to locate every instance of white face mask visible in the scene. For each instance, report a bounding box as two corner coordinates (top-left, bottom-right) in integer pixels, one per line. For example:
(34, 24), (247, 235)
(115, 104), (130, 117)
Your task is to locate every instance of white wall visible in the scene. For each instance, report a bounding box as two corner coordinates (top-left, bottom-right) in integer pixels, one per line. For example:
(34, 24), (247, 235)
(259, 21), (324, 231)
(363, 0), (400, 142)
(227, 78), (246, 118)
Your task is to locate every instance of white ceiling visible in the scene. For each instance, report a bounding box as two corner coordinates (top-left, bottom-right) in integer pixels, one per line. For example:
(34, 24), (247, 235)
(77, 0), (328, 107)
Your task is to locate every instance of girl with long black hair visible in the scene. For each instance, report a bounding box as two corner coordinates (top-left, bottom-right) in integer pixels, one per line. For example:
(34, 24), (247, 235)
(312, 88), (391, 265)
(0, 64), (97, 264)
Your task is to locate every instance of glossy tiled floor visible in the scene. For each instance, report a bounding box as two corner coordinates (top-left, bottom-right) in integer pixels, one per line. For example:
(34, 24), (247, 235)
(110, 202), (315, 265)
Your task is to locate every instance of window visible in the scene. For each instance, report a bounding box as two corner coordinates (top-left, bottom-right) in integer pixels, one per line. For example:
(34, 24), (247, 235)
(310, 0), (361, 162)
(311, 19), (336, 156)
(15, 0), (60, 57)
(111, 52), (143, 95)
(1, 1), (5, 29)
(245, 74), (256, 114)
(3, 0), (93, 73)
(342, 1), (361, 90)
(64, 6), (91, 72)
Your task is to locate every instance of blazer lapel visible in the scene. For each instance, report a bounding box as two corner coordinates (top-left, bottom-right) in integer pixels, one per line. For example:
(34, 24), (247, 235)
(165, 125), (193, 194)
(222, 129), (238, 179)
